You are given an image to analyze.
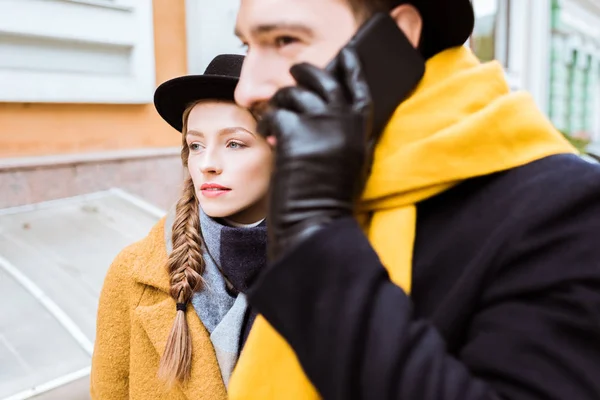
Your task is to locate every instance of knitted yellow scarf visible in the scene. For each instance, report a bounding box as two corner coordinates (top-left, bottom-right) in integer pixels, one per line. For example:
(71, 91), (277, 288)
(228, 46), (576, 398)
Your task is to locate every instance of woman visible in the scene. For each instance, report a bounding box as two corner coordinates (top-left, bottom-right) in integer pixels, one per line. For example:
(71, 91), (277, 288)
(90, 54), (272, 399)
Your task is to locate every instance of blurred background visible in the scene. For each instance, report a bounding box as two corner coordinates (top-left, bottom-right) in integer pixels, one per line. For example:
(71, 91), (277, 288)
(0, 0), (599, 399)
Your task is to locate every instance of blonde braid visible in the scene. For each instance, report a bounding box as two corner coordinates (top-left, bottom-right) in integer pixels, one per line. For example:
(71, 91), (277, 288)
(158, 102), (206, 386)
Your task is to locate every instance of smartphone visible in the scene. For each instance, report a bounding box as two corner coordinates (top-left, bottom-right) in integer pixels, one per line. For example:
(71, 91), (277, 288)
(326, 12), (425, 141)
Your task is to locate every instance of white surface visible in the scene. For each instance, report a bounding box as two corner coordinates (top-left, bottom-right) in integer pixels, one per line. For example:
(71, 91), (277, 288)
(0, 190), (162, 399)
(560, 0), (600, 39)
(0, 0), (155, 103)
(0, 253), (94, 355)
(0, 268), (91, 399)
(4, 368), (90, 400)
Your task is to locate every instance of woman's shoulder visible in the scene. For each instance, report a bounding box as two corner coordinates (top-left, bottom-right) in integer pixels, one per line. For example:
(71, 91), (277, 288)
(104, 217), (169, 290)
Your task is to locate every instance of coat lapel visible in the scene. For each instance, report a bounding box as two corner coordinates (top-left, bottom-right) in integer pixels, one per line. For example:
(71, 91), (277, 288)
(131, 214), (228, 399)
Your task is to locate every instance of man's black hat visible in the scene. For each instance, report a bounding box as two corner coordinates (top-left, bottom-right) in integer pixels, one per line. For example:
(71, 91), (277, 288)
(393, 0), (475, 58)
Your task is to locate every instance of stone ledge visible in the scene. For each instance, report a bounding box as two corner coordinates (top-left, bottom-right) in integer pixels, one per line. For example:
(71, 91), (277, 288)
(0, 147), (181, 172)
(0, 150), (184, 210)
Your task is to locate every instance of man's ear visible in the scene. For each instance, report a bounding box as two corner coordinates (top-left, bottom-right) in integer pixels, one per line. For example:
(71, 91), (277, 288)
(390, 3), (422, 48)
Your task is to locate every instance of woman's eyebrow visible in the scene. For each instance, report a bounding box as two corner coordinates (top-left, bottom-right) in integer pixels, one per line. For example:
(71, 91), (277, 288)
(186, 130), (204, 137)
(218, 127), (256, 138)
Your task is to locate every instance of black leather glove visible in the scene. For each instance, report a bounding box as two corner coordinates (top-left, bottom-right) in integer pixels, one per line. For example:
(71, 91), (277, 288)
(259, 48), (373, 262)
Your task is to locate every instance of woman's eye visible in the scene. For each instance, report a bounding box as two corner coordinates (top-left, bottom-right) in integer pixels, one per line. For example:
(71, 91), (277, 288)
(275, 36), (298, 48)
(189, 143), (203, 151)
(227, 141), (245, 149)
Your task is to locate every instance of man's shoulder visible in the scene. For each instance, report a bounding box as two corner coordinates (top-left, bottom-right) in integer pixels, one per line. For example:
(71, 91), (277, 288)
(415, 154), (600, 314)
(418, 154), (600, 259)
(494, 153), (600, 190)
(103, 217), (168, 290)
(458, 154), (600, 266)
(486, 153), (600, 242)
(460, 154), (600, 215)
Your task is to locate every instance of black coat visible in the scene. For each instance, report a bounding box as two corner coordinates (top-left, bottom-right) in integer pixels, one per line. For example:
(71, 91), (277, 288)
(248, 154), (600, 400)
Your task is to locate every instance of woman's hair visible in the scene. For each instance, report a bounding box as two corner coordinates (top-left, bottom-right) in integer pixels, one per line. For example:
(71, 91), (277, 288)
(158, 101), (206, 386)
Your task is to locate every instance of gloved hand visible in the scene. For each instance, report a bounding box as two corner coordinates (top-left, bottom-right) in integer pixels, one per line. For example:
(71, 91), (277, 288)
(259, 48), (373, 262)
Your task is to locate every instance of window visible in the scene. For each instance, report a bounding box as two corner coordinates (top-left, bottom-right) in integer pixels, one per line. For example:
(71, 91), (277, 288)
(471, 0), (499, 62)
(470, 0), (553, 104)
(185, 0), (246, 75)
(470, 0), (511, 65)
(0, 0), (155, 103)
(469, 0), (525, 90)
(549, 0), (600, 141)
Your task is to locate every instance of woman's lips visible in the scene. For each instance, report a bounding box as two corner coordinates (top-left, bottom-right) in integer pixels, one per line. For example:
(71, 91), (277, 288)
(200, 183), (231, 198)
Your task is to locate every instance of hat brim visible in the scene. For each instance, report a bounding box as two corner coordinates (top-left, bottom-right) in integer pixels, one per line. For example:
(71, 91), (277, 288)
(154, 74), (239, 133)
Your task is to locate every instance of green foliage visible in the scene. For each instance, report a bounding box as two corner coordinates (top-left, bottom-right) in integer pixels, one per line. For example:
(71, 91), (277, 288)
(472, 36), (495, 62)
(560, 130), (590, 153)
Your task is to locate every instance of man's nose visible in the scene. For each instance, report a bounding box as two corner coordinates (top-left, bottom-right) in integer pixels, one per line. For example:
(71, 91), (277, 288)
(234, 56), (279, 109)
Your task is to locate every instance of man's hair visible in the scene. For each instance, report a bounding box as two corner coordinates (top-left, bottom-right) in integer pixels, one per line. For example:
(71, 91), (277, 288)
(346, 0), (396, 21)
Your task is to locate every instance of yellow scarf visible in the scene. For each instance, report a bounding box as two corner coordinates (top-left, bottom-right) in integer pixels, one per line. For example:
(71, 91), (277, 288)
(228, 46), (576, 399)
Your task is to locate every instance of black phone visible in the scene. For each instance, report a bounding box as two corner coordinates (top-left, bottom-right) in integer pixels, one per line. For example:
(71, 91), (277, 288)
(326, 12), (425, 140)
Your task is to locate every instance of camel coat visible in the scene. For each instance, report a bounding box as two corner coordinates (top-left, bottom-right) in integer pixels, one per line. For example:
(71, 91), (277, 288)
(90, 218), (228, 399)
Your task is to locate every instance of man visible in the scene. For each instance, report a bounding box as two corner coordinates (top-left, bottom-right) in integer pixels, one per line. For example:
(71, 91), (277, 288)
(227, 0), (600, 399)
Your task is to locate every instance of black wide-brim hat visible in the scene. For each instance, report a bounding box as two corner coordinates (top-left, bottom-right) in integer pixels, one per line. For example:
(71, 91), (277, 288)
(393, 0), (475, 59)
(154, 54), (244, 133)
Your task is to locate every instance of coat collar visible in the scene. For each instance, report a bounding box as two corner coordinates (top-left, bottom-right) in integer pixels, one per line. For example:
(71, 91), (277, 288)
(130, 210), (173, 294)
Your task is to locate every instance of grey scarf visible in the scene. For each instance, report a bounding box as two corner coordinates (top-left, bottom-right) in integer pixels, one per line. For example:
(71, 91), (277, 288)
(165, 206), (266, 386)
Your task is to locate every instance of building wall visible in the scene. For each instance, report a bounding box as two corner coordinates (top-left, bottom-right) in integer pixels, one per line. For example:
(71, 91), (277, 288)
(0, 148), (184, 210)
(549, 0), (600, 139)
(0, 0), (188, 210)
(0, 0), (186, 158)
(185, 0), (246, 74)
(470, 0), (552, 110)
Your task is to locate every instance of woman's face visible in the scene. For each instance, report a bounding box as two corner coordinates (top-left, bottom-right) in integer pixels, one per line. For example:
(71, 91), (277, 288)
(185, 101), (272, 224)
